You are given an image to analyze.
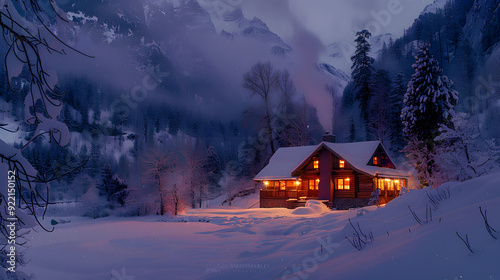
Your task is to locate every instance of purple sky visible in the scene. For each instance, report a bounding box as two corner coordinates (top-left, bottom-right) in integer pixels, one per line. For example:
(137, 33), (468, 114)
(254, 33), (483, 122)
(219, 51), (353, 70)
(238, 0), (434, 131)
(242, 0), (434, 45)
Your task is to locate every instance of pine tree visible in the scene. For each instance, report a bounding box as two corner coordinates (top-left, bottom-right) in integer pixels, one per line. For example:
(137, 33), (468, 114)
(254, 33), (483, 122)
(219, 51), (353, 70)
(99, 166), (129, 209)
(401, 45), (458, 142)
(348, 117), (356, 143)
(401, 45), (459, 185)
(389, 73), (407, 153)
(341, 82), (355, 109)
(204, 146), (222, 197)
(350, 30), (375, 139)
(369, 69), (392, 141)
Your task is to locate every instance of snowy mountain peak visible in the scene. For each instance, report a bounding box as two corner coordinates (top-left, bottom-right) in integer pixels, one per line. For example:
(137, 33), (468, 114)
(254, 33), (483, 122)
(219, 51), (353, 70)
(194, 0), (291, 53)
(421, 0), (447, 14)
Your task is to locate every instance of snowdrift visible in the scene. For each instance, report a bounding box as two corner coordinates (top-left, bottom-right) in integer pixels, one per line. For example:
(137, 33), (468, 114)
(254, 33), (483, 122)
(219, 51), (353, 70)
(291, 200), (330, 215)
(259, 173), (500, 280)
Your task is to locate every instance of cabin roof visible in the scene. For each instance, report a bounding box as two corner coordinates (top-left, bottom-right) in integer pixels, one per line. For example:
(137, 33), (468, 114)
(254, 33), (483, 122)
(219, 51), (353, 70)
(254, 141), (410, 181)
(253, 145), (317, 181)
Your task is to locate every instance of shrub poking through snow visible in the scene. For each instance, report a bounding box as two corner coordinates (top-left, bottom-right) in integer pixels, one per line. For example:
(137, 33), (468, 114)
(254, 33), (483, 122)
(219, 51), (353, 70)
(408, 205), (423, 225)
(345, 218), (373, 251)
(425, 185), (451, 211)
(456, 232), (474, 254)
(479, 207), (497, 240)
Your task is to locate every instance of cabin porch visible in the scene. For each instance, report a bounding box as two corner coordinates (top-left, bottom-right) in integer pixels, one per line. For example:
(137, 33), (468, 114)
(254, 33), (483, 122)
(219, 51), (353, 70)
(259, 179), (320, 209)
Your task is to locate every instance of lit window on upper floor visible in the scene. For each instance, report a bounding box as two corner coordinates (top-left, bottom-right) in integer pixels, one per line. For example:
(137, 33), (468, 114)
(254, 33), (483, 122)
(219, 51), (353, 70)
(339, 160), (345, 168)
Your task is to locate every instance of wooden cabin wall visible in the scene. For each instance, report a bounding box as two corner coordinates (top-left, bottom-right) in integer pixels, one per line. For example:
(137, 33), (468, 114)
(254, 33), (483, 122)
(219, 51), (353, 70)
(357, 173), (374, 198)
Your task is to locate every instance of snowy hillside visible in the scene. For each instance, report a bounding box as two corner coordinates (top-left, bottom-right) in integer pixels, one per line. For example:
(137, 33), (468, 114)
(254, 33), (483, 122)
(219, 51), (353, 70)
(22, 173), (500, 279)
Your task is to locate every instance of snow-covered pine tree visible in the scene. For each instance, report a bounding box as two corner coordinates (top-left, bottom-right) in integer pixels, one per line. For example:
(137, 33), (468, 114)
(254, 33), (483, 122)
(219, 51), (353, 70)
(401, 45), (459, 142)
(82, 180), (109, 219)
(351, 30), (375, 139)
(401, 45), (459, 186)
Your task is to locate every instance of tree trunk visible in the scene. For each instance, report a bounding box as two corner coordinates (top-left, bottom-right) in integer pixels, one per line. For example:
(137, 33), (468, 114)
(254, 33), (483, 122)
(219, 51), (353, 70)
(191, 185), (195, 209)
(198, 185), (203, 208)
(265, 101), (275, 154)
(157, 170), (164, 216)
(159, 192), (164, 215)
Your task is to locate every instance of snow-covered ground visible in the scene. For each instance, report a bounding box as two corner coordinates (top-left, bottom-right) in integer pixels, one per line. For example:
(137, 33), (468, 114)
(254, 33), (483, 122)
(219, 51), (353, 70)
(22, 174), (500, 279)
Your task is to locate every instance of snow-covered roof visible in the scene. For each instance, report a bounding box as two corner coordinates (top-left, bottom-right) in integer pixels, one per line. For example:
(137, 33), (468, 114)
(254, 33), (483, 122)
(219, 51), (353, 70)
(254, 141), (410, 181)
(254, 145), (318, 181)
(321, 141), (410, 178)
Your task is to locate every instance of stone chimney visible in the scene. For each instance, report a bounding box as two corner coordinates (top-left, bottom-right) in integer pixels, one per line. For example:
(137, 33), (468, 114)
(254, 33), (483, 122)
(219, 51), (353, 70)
(322, 132), (335, 143)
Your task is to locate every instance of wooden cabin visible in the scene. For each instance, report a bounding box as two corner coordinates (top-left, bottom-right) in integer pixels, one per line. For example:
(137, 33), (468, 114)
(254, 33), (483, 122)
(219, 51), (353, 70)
(254, 136), (410, 210)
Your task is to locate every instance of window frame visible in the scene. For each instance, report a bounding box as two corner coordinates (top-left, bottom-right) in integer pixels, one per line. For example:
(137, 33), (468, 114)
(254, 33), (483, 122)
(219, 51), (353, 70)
(308, 179), (319, 190)
(313, 159), (319, 169)
(337, 178), (351, 190)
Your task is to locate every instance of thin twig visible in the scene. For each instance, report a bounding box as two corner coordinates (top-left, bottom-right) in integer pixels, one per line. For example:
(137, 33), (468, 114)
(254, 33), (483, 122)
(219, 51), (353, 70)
(479, 207), (497, 240)
(456, 232), (473, 253)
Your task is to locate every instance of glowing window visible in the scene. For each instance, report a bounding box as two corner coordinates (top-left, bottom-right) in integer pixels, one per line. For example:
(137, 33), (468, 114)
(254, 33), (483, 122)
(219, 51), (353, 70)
(308, 179), (319, 190)
(387, 179), (394, 190)
(337, 178), (350, 190)
(339, 160), (345, 168)
(313, 160), (319, 169)
(280, 181), (286, 190)
(373, 157), (378, 165)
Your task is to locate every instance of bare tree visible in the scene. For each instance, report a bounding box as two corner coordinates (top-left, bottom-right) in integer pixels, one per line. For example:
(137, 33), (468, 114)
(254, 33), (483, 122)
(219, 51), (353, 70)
(0, 1), (90, 276)
(279, 100), (313, 147)
(243, 61), (278, 154)
(170, 184), (182, 216)
(141, 149), (176, 215)
(274, 69), (298, 147)
(276, 69), (296, 110)
(181, 143), (206, 209)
